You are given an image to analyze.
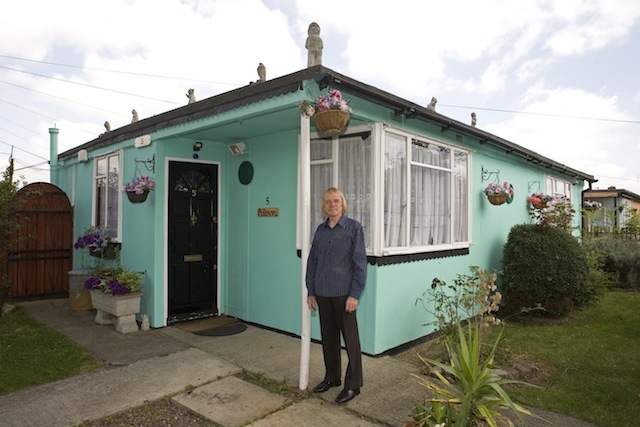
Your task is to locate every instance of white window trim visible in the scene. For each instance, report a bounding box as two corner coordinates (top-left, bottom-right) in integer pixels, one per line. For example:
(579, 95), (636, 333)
(297, 122), (472, 258)
(545, 175), (572, 201)
(379, 125), (472, 256)
(91, 149), (123, 241)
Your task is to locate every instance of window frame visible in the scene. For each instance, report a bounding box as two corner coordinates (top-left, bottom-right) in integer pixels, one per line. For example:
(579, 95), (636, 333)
(300, 123), (472, 258)
(545, 175), (572, 201)
(380, 126), (471, 256)
(92, 149), (123, 241)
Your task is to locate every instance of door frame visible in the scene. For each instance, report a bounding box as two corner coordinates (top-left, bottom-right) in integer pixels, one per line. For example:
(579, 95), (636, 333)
(163, 157), (222, 325)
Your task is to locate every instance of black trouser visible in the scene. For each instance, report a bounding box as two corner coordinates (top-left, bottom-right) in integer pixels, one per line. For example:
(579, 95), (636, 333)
(316, 295), (363, 389)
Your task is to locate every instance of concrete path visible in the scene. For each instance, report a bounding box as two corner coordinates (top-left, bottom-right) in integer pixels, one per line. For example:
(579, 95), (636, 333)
(0, 299), (601, 426)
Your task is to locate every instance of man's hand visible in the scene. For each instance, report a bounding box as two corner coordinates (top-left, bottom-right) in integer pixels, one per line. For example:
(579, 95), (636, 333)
(307, 296), (317, 312)
(345, 296), (358, 313)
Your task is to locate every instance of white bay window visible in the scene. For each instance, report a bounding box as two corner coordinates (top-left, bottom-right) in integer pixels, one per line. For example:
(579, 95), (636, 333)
(307, 124), (470, 259)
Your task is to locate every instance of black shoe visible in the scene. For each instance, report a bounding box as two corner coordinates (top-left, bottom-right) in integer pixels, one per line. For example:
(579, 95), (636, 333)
(335, 388), (360, 403)
(312, 380), (341, 393)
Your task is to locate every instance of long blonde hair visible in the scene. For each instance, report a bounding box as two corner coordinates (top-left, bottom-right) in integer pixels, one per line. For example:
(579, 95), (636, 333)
(321, 187), (348, 215)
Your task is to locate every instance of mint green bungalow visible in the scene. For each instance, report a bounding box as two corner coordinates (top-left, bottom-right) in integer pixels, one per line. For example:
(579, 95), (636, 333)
(52, 65), (595, 355)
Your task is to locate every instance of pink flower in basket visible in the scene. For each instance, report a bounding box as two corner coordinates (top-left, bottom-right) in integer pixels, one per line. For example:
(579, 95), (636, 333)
(299, 89), (352, 117)
(123, 174), (155, 195)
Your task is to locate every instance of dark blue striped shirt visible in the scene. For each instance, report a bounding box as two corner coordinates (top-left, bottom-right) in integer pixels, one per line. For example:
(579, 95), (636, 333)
(306, 215), (367, 299)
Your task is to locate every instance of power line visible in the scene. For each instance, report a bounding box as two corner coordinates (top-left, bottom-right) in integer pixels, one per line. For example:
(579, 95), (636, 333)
(439, 103), (640, 125)
(0, 138), (49, 161)
(0, 65), (180, 105)
(0, 80), (129, 118)
(0, 54), (242, 87)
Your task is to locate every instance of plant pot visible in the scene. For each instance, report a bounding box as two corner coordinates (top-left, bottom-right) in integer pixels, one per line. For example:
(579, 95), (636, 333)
(89, 242), (119, 260)
(533, 201), (547, 209)
(487, 193), (507, 205)
(126, 190), (149, 204)
(90, 290), (143, 334)
(68, 269), (93, 312)
(313, 110), (350, 134)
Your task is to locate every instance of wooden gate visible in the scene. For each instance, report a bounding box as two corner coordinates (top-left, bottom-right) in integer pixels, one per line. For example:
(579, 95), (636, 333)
(6, 183), (73, 298)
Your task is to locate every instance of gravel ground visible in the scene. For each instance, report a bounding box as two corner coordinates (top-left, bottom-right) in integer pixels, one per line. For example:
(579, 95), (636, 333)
(79, 397), (219, 427)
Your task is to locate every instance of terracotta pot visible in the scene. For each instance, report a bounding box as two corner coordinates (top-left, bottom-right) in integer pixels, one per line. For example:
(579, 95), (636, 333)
(313, 110), (350, 134)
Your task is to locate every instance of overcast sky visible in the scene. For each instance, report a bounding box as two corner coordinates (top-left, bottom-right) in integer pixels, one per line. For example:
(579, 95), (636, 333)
(1, 0), (639, 194)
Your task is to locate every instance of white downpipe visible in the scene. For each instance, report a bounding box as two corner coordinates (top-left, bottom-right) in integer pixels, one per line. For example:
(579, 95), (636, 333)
(299, 114), (311, 390)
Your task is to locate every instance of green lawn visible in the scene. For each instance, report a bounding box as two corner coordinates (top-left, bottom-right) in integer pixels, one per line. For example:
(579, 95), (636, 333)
(496, 290), (640, 427)
(0, 306), (103, 394)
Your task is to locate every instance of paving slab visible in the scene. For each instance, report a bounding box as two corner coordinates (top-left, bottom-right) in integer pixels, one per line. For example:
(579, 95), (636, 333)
(250, 398), (386, 426)
(0, 348), (240, 427)
(173, 376), (287, 427)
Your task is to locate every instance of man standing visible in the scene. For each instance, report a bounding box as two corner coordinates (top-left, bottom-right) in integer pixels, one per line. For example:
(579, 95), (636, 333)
(306, 187), (367, 404)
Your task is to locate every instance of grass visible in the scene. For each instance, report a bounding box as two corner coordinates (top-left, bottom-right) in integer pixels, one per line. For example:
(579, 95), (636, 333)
(494, 290), (640, 427)
(0, 306), (103, 394)
(404, 290), (640, 427)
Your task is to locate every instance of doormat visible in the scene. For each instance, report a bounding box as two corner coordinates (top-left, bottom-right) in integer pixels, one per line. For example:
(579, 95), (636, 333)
(194, 322), (248, 336)
(175, 315), (240, 333)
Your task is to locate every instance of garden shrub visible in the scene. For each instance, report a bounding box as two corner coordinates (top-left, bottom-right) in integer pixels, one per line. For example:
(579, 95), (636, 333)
(597, 236), (640, 289)
(501, 224), (591, 318)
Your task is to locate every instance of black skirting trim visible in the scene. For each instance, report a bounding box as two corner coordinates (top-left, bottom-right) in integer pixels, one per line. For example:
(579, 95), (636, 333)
(296, 247), (469, 266)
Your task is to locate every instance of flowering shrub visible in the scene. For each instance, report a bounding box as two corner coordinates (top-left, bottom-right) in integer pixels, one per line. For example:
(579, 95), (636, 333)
(123, 174), (155, 195)
(484, 181), (514, 198)
(74, 227), (111, 256)
(299, 89), (352, 117)
(84, 268), (143, 296)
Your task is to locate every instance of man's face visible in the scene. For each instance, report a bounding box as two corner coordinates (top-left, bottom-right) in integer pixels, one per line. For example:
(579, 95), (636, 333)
(323, 192), (343, 218)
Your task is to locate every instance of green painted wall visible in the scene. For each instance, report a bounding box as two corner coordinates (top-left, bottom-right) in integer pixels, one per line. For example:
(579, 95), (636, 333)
(54, 76), (588, 354)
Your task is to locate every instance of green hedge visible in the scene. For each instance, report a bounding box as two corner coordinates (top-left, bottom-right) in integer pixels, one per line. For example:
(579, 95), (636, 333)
(501, 224), (592, 318)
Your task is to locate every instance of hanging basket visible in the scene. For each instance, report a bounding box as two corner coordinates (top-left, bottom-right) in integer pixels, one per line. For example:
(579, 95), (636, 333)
(487, 193), (507, 206)
(314, 110), (350, 134)
(126, 190), (149, 204)
(533, 201), (547, 209)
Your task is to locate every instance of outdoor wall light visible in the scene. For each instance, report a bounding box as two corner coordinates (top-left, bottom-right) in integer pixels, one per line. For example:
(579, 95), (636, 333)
(228, 142), (246, 156)
(77, 149), (88, 162)
(193, 141), (203, 151)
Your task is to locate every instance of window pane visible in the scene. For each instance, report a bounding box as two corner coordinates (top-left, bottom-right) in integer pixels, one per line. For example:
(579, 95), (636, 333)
(107, 156), (119, 236)
(384, 134), (407, 247)
(311, 138), (332, 161)
(339, 134), (372, 246)
(412, 139), (450, 168)
(95, 153), (119, 239)
(310, 162), (332, 232)
(411, 166), (451, 246)
(453, 151), (468, 242)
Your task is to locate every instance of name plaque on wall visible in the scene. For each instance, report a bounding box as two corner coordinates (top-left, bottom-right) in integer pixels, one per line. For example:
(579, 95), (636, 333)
(258, 208), (279, 217)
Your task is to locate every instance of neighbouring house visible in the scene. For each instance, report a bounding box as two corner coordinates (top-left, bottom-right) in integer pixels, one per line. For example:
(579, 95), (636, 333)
(583, 186), (640, 232)
(51, 65), (596, 355)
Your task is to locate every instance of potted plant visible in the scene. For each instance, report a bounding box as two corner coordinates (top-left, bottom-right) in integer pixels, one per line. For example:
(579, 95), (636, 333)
(484, 181), (514, 205)
(123, 174), (155, 203)
(583, 200), (603, 211)
(527, 193), (553, 209)
(299, 89), (352, 134)
(84, 267), (144, 334)
(74, 226), (119, 259)
(70, 226), (119, 311)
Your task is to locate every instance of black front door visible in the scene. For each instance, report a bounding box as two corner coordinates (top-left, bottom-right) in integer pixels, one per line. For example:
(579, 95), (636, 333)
(167, 161), (218, 323)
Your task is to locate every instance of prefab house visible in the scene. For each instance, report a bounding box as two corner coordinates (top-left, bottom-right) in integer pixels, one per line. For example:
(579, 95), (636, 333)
(53, 65), (595, 355)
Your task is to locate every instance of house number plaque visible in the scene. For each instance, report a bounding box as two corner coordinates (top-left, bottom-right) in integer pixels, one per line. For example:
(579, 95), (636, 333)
(258, 208), (279, 217)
